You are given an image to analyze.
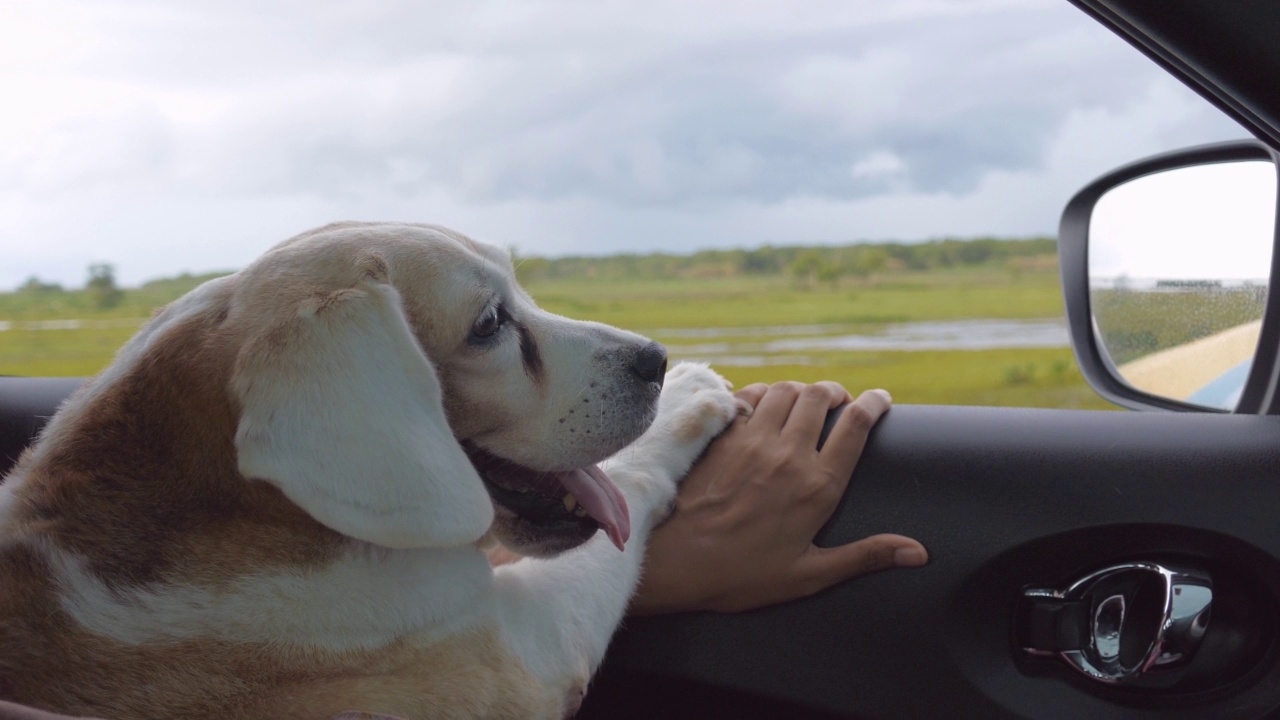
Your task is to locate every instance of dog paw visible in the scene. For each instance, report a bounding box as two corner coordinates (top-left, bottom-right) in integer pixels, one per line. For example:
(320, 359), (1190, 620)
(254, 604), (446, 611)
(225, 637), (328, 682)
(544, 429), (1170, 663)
(606, 362), (743, 492)
(656, 362), (747, 453)
(603, 362), (747, 519)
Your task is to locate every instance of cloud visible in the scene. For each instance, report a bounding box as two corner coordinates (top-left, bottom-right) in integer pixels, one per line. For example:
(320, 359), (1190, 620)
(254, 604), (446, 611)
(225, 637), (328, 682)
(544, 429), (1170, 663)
(0, 0), (1250, 289)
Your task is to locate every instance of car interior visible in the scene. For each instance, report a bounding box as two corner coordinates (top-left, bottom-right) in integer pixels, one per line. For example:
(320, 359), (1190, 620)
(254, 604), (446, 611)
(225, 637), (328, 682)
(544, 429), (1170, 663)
(4, 1), (1280, 718)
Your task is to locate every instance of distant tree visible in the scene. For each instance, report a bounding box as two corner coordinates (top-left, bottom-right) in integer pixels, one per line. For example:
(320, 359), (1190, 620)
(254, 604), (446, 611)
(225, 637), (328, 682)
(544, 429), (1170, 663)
(86, 263), (124, 309)
(18, 276), (63, 294)
(741, 245), (780, 275)
(957, 238), (996, 265)
(851, 247), (889, 277)
(788, 250), (841, 289)
(478, 236), (1056, 285)
(815, 261), (842, 287)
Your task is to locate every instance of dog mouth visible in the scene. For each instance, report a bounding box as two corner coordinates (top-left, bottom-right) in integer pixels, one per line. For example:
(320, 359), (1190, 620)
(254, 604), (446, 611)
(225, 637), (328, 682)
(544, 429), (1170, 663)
(465, 446), (631, 553)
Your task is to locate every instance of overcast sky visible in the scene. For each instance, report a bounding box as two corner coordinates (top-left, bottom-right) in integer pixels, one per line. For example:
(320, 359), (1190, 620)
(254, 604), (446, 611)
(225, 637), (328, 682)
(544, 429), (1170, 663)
(0, 0), (1249, 290)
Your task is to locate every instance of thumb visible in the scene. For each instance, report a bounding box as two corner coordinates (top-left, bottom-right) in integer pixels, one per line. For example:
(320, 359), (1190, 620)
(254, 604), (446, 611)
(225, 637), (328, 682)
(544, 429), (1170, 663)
(799, 534), (928, 590)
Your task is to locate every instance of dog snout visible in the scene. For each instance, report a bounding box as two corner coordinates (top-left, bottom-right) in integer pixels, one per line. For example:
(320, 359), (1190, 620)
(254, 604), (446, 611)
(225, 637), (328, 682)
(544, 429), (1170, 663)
(629, 341), (668, 386)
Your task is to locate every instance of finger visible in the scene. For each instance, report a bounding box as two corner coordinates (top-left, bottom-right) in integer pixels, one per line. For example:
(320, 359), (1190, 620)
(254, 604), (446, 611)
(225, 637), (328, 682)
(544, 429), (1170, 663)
(817, 389), (892, 488)
(734, 383), (769, 411)
(796, 534), (928, 591)
(781, 381), (853, 442)
(746, 381), (806, 427)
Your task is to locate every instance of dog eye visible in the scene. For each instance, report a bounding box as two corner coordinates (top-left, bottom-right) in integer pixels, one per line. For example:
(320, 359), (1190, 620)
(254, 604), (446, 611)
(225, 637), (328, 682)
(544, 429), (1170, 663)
(471, 306), (505, 340)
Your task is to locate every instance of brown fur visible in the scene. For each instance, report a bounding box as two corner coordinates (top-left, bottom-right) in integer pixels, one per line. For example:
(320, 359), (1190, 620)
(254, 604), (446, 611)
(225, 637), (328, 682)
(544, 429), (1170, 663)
(5, 290), (343, 591)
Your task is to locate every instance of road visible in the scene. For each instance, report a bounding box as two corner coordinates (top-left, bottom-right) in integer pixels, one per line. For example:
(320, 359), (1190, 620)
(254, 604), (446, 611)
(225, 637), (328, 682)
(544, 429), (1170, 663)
(1117, 319), (1262, 405)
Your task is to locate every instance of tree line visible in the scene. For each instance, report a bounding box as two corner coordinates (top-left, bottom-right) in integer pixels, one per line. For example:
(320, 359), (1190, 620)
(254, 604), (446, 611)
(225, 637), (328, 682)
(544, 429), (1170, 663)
(8, 236), (1058, 314)
(514, 236), (1057, 286)
(7, 266), (230, 317)
(18, 263), (124, 309)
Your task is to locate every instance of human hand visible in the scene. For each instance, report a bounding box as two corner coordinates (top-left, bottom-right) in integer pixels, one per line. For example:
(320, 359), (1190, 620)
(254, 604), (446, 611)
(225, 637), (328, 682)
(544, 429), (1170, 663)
(628, 381), (928, 615)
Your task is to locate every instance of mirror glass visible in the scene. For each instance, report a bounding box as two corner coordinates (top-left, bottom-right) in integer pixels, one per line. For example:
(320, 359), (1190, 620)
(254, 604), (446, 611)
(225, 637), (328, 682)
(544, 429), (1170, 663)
(1089, 159), (1276, 409)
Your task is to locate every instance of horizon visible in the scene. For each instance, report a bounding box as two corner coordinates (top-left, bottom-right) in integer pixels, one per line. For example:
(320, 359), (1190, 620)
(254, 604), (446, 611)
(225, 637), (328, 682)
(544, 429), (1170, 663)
(7, 233), (1058, 292)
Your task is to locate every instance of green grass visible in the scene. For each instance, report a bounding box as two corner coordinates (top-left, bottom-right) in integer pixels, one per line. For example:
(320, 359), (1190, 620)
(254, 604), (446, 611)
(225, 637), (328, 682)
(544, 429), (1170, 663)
(517, 267), (1111, 409)
(525, 268), (1067, 331)
(1091, 286), (1266, 364)
(0, 272), (228, 321)
(0, 264), (1116, 409)
(700, 348), (1110, 410)
(0, 325), (142, 376)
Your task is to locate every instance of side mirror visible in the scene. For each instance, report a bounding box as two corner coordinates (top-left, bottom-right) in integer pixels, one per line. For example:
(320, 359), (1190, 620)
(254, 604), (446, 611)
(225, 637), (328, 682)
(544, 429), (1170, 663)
(1059, 141), (1280, 412)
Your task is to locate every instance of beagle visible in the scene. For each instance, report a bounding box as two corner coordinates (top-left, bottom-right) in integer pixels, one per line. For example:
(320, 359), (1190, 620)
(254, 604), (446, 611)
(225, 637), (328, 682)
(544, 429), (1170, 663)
(0, 222), (747, 719)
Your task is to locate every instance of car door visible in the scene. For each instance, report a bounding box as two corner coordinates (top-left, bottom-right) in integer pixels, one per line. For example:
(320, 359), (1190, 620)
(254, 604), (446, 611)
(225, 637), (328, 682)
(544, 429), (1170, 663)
(3, 2), (1280, 720)
(575, 2), (1280, 718)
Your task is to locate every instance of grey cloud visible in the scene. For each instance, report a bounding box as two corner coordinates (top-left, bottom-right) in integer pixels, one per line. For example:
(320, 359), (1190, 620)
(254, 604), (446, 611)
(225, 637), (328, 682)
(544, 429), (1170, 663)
(40, 0), (1169, 208)
(159, 2), (1163, 207)
(0, 100), (176, 195)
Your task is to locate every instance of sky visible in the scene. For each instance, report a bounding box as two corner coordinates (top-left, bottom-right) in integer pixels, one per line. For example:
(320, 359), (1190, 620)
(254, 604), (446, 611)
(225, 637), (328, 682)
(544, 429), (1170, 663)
(0, 0), (1251, 290)
(1091, 161), (1276, 284)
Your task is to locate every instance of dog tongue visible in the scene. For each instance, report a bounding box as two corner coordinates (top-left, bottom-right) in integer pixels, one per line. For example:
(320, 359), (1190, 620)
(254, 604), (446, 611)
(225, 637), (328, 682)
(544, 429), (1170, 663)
(468, 447), (632, 551)
(557, 465), (630, 551)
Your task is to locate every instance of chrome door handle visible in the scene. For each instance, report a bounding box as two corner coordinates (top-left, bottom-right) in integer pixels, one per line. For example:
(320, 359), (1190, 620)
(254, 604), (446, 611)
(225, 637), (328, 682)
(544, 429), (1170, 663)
(1019, 562), (1212, 684)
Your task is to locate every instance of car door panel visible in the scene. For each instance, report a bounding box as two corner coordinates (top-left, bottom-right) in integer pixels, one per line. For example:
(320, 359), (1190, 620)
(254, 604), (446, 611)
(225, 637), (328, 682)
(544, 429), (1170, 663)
(0, 377), (84, 473)
(582, 405), (1280, 719)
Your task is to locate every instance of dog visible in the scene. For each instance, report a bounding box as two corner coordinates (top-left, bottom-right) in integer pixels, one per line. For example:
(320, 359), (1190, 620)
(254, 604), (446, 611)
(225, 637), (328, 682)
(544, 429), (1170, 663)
(0, 222), (748, 719)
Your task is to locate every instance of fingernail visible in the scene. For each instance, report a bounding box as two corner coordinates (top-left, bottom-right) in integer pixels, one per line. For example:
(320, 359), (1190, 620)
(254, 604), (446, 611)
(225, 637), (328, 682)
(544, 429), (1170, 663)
(874, 388), (893, 403)
(894, 547), (927, 567)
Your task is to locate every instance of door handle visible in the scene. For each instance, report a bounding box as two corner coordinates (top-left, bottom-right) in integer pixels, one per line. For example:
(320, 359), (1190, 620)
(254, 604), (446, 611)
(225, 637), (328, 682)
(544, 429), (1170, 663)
(1018, 562), (1212, 685)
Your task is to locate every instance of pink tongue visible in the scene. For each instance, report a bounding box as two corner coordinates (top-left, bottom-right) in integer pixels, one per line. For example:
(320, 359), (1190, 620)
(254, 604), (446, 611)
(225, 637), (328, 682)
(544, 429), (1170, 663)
(556, 465), (630, 551)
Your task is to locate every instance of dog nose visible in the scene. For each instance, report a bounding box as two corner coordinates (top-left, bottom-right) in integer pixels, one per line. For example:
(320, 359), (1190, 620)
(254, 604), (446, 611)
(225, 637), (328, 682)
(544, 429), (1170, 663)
(630, 341), (668, 385)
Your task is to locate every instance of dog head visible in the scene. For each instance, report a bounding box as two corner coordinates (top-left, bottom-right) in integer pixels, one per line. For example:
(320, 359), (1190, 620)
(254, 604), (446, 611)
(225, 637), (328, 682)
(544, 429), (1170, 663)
(228, 222), (665, 558)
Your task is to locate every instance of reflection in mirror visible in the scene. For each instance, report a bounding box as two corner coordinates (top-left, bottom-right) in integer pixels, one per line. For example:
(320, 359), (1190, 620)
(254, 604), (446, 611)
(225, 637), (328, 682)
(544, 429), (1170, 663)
(1089, 160), (1276, 410)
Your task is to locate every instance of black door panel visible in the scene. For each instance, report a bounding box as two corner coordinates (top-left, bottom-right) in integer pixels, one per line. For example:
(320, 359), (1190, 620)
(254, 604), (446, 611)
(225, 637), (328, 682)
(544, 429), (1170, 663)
(584, 405), (1280, 719)
(0, 377), (83, 473)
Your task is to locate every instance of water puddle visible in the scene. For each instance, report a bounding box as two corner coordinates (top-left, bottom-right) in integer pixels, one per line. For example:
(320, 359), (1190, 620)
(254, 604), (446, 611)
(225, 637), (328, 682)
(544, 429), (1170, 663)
(661, 318), (1068, 366)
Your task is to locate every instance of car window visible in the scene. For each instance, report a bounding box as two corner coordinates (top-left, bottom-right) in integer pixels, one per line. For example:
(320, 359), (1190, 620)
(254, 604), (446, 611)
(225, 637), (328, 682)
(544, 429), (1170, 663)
(0, 0), (1250, 408)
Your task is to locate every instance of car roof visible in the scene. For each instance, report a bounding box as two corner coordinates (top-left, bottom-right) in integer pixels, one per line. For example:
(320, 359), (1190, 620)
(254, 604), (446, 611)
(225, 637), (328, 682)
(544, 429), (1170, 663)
(1074, 1), (1280, 150)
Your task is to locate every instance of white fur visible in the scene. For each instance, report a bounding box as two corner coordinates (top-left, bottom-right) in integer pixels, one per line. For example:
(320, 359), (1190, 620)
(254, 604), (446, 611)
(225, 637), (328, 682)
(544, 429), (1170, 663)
(494, 363), (745, 689)
(234, 278), (495, 550)
(47, 538), (495, 651)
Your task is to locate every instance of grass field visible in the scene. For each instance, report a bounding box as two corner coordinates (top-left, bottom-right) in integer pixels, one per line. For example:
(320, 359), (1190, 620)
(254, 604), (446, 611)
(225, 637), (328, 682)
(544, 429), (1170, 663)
(0, 264), (1116, 410)
(1091, 286), (1266, 364)
(523, 269), (1110, 409)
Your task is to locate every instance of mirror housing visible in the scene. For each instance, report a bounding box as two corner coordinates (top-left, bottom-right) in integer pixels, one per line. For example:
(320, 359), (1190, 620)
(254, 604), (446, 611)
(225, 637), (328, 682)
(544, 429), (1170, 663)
(1059, 140), (1280, 412)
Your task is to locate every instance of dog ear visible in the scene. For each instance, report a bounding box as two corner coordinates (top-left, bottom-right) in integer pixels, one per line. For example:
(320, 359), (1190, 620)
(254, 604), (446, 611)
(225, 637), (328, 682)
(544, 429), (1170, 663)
(232, 272), (493, 549)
